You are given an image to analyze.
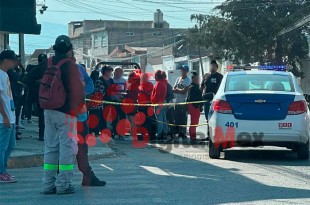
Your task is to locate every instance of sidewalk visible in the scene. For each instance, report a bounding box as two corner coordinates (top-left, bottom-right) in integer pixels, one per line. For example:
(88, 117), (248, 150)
(8, 118), (115, 169)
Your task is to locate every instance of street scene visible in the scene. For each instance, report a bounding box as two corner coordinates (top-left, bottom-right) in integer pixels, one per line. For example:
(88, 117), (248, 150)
(0, 0), (310, 204)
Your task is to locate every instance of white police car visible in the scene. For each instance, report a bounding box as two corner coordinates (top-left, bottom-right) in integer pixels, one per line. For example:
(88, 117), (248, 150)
(208, 66), (310, 159)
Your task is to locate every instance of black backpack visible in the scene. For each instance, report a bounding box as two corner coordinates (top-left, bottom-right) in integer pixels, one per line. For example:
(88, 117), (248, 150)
(166, 83), (175, 103)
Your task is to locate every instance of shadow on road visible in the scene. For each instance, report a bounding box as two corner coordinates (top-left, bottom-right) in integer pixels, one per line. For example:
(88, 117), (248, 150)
(118, 141), (310, 204)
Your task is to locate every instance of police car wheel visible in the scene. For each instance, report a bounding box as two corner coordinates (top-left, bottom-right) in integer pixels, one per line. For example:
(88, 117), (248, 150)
(297, 141), (309, 160)
(209, 140), (221, 159)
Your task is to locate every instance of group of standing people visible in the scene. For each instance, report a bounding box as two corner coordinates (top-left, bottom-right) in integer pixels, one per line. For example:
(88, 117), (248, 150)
(0, 36), (105, 192)
(0, 34), (223, 195)
(87, 59), (223, 145)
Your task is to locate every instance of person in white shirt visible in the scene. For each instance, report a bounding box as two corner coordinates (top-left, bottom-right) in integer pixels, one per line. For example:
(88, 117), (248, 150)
(0, 50), (18, 183)
(173, 65), (191, 142)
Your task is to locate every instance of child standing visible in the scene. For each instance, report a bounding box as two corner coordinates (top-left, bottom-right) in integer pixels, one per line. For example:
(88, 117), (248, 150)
(186, 72), (203, 144)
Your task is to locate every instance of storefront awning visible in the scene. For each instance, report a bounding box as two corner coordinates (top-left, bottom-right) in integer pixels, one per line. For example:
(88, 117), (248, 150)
(0, 0), (41, 34)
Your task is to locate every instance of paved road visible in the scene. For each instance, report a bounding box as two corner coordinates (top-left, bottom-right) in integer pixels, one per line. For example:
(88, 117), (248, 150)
(1, 139), (309, 205)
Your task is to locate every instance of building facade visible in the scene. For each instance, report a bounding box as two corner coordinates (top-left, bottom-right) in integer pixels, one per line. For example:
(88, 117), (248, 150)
(68, 10), (186, 69)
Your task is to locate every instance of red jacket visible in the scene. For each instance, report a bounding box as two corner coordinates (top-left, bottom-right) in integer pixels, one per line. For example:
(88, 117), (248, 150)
(151, 79), (167, 104)
(138, 82), (154, 104)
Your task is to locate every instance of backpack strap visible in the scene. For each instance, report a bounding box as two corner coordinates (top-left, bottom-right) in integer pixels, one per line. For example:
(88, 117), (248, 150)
(47, 57), (53, 67)
(56, 58), (73, 68)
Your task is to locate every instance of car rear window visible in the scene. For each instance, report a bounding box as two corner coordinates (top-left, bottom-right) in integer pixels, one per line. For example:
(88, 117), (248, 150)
(225, 74), (295, 92)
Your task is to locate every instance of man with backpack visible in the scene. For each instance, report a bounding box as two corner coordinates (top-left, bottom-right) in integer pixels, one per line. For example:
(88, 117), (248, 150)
(39, 35), (84, 195)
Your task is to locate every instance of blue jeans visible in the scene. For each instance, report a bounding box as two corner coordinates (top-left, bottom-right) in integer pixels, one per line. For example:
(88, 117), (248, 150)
(0, 123), (16, 174)
(155, 107), (168, 137)
(204, 102), (211, 121)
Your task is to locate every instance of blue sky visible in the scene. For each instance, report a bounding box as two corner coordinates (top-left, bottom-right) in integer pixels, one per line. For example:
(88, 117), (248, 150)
(10, 0), (224, 54)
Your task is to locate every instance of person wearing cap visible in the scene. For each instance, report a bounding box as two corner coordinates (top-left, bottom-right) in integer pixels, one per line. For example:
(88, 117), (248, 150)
(43, 35), (84, 195)
(24, 35), (84, 194)
(0, 50), (18, 183)
(201, 60), (223, 121)
(173, 65), (191, 143)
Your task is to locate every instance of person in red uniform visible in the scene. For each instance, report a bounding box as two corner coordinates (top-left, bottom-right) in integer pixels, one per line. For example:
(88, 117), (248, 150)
(151, 70), (168, 141)
(123, 70), (140, 140)
(138, 73), (154, 138)
(186, 72), (203, 144)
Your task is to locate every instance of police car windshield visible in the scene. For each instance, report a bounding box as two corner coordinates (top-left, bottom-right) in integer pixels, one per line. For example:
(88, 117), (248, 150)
(225, 74), (295, 92)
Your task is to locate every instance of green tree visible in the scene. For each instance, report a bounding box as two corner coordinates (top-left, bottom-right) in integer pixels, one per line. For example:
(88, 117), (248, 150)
(189, 0), (310, 66)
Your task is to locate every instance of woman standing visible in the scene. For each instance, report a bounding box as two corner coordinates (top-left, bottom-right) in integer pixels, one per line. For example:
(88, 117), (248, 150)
(186, 72), (203, 144)
(138, 73), (154, 138)
(123, 70), (140, 140)
(151, 70), (168, 142)
(88, 66), (114, 136)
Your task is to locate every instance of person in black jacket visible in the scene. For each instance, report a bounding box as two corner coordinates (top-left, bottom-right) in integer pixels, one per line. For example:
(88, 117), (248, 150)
(22, 54), (47, 141)
(186, 72), (203, 144)
(8, 59), (25, 140)
(22, 54), (47, 125)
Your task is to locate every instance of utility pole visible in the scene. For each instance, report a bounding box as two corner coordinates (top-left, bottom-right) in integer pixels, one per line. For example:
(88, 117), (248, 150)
(19, 34), (25, 64)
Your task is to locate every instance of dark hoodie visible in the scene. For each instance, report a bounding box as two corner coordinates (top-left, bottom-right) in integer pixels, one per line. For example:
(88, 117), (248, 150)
(151, 79), (167, 104)
(187, 83), (203, 108)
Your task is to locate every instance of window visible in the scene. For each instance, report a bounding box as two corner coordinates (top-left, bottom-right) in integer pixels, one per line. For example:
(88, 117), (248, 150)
(101, 34), (107, 47)
(225, 74), (295, 92)
(152, 32), (162, 36)
(126, 32), (134, 37)
(93, 35), (99, 48)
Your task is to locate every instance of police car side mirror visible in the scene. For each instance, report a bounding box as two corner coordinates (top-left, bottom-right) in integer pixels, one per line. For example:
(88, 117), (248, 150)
(304, 94), (310, 102)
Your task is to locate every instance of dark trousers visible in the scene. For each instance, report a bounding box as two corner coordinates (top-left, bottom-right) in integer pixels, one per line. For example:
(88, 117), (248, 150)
(138, 106), (153, 136)
(166, 106), (175, 135)
(24, 89), (35, 120)
(111, 104), (126, 136)
(89, 108), (106, 135)
(173, 105), (188, 136)
(14, 95), (22, 126)
(38, 105), (45, 140)
(76, 120), (93, 182)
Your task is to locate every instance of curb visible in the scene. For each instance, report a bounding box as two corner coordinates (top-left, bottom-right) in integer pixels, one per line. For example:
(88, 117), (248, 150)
(8, 145), (116, 169)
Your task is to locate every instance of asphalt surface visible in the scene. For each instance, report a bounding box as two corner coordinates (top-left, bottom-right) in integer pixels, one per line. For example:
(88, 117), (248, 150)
(1, 139), (309, 205)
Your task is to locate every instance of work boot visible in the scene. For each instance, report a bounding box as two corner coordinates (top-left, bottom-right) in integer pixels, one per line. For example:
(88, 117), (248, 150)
(56, 185), (75, 195)
(41, 187), (56, 195)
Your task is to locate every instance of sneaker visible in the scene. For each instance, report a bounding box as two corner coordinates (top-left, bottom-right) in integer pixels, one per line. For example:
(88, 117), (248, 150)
(4, 172), (16, 179)
(182, 137), (188, 143)
(190, 139), (198, 145)
(18, 124), (25, 130)
(0, 173), (17, 183)
(41, 187), (56, 195)
(56, 185), (75, 195)
(124, 137), (132, 141)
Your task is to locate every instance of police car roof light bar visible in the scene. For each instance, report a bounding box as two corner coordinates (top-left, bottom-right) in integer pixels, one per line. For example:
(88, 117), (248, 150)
(227, 65), (293, 72)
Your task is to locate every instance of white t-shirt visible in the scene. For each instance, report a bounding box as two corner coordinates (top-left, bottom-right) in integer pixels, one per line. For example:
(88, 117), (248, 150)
(0, 69), (15, 123)
(174, 76), (191, 103)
